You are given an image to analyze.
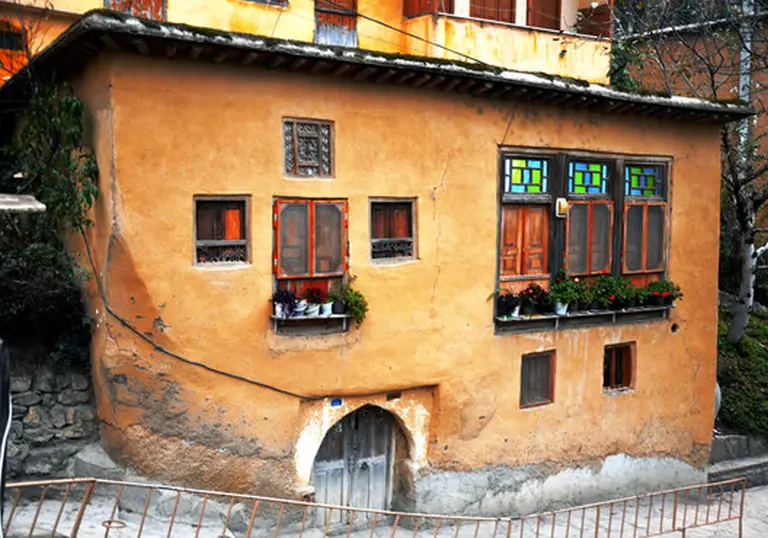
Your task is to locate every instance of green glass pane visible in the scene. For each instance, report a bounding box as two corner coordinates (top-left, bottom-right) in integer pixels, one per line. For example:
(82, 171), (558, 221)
(528, 185), (541, 193)
(532, 169), (541, 183)
(512, 169), (522, 183)
(631, 167), (642, 174)
(575, 172), (584, 184)
(575, 186), (586, 193)
(643, 188), (654, 195)
(631, 177), (639, 187)
(592, 173), (601, 185)
(646, 177), (655, 188)
(512, 159), (526, 168)
(589, 163), (601, 172)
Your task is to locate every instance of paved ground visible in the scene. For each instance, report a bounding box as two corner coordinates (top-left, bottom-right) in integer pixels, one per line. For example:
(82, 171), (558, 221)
(3, 485), (768, 537)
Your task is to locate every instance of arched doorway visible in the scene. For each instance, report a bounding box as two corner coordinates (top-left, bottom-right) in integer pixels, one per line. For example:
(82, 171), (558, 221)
(313, 406), (404, 521)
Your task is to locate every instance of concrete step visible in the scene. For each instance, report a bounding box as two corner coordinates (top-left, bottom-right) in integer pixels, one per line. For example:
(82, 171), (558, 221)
(708, 454), (768, 488)
(710, 434), (768, 464)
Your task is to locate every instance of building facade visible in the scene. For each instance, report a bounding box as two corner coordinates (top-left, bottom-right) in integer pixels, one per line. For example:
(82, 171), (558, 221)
(0, 2), (748, 519)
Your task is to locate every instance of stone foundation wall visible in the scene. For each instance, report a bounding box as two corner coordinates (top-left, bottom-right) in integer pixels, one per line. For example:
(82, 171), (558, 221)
(7, 356), (98, 479)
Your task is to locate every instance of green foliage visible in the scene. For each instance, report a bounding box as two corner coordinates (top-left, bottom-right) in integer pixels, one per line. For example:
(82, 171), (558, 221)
(592, 275), (629, 306)
(718, 309), (768, 438)
(0, 83), (98, 348)
(608, 38), (645, 93)
(549, 270), (580, 305)
(343, 288), (368, 328)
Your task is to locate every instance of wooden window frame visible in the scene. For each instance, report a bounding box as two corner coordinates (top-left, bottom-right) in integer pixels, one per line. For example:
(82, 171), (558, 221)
(273, 198), (349, 279)
(622, 202), (668, 275)
(369, 198), (418, 264)
(193, 195), (250, 266)
(283, 118), (335, 179)
(603, 343), (635, 391)
(499, 204), (550, 282)
(565, 200), (614, 277)
(520, 351), (556, 409)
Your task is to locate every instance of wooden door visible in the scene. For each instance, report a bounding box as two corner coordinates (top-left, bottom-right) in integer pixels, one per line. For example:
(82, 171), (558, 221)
(313, 407), (394, 525)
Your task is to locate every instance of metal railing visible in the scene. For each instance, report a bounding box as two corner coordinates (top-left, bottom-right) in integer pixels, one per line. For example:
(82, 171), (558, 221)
(1, 476), (747, 537)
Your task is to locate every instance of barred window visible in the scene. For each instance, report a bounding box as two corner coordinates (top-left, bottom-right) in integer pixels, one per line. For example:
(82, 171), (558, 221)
(195, 197), (248, 264)
(283, 119), (334, 178)
(370, 200), (415, 261)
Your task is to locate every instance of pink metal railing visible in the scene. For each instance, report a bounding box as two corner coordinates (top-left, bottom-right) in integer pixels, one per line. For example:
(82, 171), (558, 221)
(1, 476), (747, 538)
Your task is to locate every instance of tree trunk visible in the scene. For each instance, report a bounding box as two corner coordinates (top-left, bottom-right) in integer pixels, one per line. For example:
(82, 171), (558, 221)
(728, 205), (756, 343)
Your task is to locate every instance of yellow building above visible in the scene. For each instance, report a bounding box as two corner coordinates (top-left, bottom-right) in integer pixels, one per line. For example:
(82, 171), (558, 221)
(0, 0), (612, 83)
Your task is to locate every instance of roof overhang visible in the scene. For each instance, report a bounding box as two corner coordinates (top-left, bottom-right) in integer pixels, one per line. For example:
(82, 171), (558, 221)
(0, 9), (754, 125)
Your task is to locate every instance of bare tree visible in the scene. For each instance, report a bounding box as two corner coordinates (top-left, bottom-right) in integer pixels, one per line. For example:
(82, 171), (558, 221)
(615, 0), (768, 343)
(0, 0), (55, 81)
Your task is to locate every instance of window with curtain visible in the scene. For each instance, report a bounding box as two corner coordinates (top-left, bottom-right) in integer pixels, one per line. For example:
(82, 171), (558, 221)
(566, 160), (613, 276)
(370, 200), (415, 261)
(623, 164), (667, 275)
(520, 351), (555, 408)
(195, 198), (248, 264)
(274, 199), (348, 279)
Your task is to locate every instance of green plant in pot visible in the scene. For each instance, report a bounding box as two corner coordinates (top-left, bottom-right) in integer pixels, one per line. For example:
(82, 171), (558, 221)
(549, 270), (579, 316)
(305, 288), (325, 317)
(343, 287), (369, 327)
(487, 289), (520, 318)
(271, 289), (297, 318)
(519, 283), (549, 316)
(328, 282), (347, 314)
(592, 275), (626, 310)
(647, 280), (683, 306)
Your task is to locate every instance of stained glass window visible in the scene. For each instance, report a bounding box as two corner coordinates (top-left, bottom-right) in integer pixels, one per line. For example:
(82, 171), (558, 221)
(568, 161), (608, 194)
(625, 165), (662, 197)
(503, 157), (549, 194)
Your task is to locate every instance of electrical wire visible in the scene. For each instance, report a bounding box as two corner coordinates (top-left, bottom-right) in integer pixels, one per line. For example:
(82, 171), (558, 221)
(319, 0), (492, 66)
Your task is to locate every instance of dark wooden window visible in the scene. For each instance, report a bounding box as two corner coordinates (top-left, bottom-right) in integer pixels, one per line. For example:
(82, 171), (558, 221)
(371, 200), (415, 261)
(623, 164), (667, 275)
(195, 198), (248, 264)
(107, 0), (165, 20)
(527, 0), (561, 30)
(603, 343), (634, 390)
(500, 205), (548, 278)
(274, 199), (348, 279)
(520, 352), (555, 408)
(315, 0), (358, 46)
(576, 2), (613, 37)
(566, 201), (613, 275)
(471, 0), (515, 23)
(283, 119), (334, 178)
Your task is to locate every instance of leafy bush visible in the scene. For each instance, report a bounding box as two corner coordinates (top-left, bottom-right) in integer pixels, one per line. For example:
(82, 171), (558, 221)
(717, 309), (768, 438)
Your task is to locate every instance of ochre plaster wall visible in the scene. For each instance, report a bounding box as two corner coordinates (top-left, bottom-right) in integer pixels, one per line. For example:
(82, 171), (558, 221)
(73, 53), (720, 501)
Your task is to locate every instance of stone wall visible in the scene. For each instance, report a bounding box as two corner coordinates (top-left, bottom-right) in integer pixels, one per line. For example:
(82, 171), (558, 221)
(7, 354), (98, 479)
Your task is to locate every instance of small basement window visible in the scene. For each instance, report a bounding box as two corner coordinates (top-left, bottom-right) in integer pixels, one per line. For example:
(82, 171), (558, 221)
(370, 200), (416, 262)
(520, 351), (555, 408)
(195, 197), (249, 264)
(603, 343), (635, 391)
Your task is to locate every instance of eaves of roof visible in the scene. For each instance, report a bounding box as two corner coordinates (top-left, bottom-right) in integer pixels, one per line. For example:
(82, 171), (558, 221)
(0, 9), (754, 125)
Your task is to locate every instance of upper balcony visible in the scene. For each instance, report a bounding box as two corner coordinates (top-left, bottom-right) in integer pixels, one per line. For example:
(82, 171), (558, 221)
(401, 0), (613, 84)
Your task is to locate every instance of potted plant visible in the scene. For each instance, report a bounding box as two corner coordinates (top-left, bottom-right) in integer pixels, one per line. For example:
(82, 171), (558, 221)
(488, 289), (519, 318)
(549, 270), (579, 316)
(592, 275), (623, 311)
(271, 289), (297, 318)
(519, 283), (549, 316)
(648, 280), (683, 306)
(343, 287), (369, 327)
(305, 288), (325, 317)
(328, 286), (346, 314)
(321, 294), (334, 316)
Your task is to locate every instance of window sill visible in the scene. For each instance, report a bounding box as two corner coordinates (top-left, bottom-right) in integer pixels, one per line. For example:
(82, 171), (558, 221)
(520, 401), (553, 410)
(370, 257), (420, 267)
(604, 387), (634, 397)
(194, 262), (251, 272)
(270, 313), (353, 335)
(495, 306), (671, 334)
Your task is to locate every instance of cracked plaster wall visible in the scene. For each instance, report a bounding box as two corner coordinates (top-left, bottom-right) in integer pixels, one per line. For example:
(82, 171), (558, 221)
(68, 52), (721, 509)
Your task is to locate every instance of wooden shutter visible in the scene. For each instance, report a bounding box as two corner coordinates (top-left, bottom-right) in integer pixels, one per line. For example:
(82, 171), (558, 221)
(527, 0), (561, 30)
(576, 2), (613, 37)
(196, 202), (220, 241)
(500, 205), (549, 278)
(224, 203), (243, 241)
(623, 202), (666, 274)
(471, 0), (515, 23)
(317, 0), (357, 30)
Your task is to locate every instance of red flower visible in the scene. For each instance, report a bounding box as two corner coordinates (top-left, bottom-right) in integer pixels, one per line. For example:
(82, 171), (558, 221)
(609, 295), (615, 301)
(652, 291), (660, 296)
(662, 291), (670, 297)
(602, 269), (609, 274)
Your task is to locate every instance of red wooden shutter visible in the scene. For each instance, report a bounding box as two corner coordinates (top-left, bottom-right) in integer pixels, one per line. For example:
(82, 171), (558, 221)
(471, 0), (515, 23)
(527, 0), (561, 30)
(224, 204), (243, 241)
(500, 205), (522, 277)
(500, 205), (549, 277)
(317, 0), (357, 30)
